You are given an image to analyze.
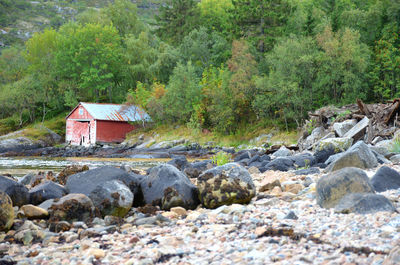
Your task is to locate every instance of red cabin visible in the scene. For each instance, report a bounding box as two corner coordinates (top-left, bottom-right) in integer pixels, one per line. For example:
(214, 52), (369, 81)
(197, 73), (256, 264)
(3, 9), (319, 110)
(66, 102), (150, 146)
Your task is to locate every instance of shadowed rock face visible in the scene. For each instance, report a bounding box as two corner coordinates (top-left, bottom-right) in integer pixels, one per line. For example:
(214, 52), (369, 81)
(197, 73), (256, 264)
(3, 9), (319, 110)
(371, 166), (400, 192)
(49, 193), (95, 223)
(29, 181), (67, 205)
(316, 167), (375, 209)
(198, 163), (256, 209)
(66, 166), (144, 206)
(141, 164), (199, 210)
(0, 175), (29, 207)
(334, 193), (396, 214)
(0, 191), (14, 231)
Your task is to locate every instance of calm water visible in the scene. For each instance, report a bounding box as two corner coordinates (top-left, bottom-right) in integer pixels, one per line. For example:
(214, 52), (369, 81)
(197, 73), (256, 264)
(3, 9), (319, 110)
(0, 157), (167, 177)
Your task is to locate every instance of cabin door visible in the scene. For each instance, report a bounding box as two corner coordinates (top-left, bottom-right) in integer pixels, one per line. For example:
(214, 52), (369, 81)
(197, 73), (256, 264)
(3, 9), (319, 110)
(74, 121), (90, 146)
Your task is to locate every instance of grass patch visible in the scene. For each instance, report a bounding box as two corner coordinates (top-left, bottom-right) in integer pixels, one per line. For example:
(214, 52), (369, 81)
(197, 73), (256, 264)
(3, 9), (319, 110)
(19, 112), (67, 141)
(126, 121), (299, 148)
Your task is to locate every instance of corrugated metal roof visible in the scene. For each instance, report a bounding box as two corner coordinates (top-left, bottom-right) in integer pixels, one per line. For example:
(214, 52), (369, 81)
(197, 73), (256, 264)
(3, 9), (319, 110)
(80, 102), (151, 122)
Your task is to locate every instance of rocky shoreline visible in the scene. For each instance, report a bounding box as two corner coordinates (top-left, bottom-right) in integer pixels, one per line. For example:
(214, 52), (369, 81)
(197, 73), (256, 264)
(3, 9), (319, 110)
(1, 112), (400, 264)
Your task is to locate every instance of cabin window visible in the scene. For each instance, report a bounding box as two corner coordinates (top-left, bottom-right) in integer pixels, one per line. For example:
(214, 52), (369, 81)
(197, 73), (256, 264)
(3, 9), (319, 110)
(79, 108), (83, 115)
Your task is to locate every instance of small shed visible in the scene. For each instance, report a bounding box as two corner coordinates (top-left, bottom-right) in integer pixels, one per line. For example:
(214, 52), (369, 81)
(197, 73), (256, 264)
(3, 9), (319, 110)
(66, 102), (150, 146)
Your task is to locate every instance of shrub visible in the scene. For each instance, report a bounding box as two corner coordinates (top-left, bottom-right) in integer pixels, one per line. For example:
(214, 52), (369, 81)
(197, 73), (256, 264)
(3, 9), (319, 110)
(211, 151), (232, 166)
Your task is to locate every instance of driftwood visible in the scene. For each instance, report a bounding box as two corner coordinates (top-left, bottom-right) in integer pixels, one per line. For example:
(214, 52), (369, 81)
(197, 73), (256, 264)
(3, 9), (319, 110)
(302, 99), (400, 145)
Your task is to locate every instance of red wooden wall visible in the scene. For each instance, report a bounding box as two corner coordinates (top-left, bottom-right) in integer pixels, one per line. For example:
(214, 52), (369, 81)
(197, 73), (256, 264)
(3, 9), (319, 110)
(96, 120), (136, 143)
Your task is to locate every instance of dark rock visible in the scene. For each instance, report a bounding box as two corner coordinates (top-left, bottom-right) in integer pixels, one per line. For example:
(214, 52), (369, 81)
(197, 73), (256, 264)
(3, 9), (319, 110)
(295, 167), (320, 176)
(66, 166), (144, 206)
(248, 161), (263, 169)
(290, 153), (316, 168)
(184, 160), (212, 178)
(140, 164), (199, 210)
(49, 193), (96, 223)
(371, 166), (400, 192)
(316, 167), (375, 209)
(234, 151), (251, 162)
(314, 163), (327, 169)
(284, 211), (298, 220)
(260, 154), (271, 162)
(198, 163), (256, 209)
(314, 147), (335, 164)
(263, 158), (295, 172)
(335, 193), (396, 214)
(0, 176), (29, 207)
(0, 191), (14, 231)
(49, 221), (71, 233)
(38, 199), (55, 211)
(29, 181), (68, 205)
(247, 155), (261, 165)
(303, 177), (314, 187)
(89, 180), (133, 217)
(167, 156), (188, 171)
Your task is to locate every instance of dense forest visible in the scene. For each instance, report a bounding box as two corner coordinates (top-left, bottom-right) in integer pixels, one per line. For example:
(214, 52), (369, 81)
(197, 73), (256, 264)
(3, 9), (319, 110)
(0, 0), (400, 134)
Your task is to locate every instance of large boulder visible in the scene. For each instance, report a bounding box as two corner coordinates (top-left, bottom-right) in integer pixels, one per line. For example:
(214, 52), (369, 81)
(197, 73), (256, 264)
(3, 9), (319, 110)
(316, 167), (375, 209)
(66, 166), (144, 206)
(141, 164), (199, 210)
(49, 193), (95, 223)
(197, 163), (256, 209)
(334, 193), (396, 214)
(89, 180), (133, 217)
(371, 166), (400, 192)
(272, 146), (292, 157)
(57, 165), (89, 185)
(326, 141), (378, 172)
(0, 175), (30, 207)
(0, 191), (14, 231)
(29, 181), (68, 205)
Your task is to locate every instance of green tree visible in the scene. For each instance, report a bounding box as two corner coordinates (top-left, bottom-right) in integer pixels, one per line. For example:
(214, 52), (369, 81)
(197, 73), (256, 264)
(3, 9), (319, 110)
(162, 61), (202, 122)
(315, 26), (370, 104)
(369, 23), (400, 101)
(55, 23), (123, 103)
(155, 0), (199, 44)
(227, 40), (258, 121)
(253, 36), (320, 127)
(198, 0), (233, 36)
(230, 0), (290, 52)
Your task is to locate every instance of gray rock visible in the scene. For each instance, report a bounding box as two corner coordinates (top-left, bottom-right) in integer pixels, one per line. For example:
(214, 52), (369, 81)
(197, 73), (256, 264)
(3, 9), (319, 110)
(0, 191), (14, 231)
(198, 163), (256, 209)
(290, 153), (316, 168)
(372, 150), (391, 164)
(301, 126), (328, 150)
(38, 199), (54, 211)
(335, 193), (396, 214)
(167, 155), (188, 171)
(326, 141), (378, 172)
(49, 193), (95, 223)
(284, 211), (298, 220)
(184, 160), (213, 178)
(390, 154), (400, 164)
(66, 166), (144, 206)
(371, 166), (400, 192)
(89, 180), (133, 217)
(333, 119), (357, 137)
(18, 173), (36, 186)
(273, 146), (292, 157)
(316, 167), (375, 209)
(0, 175), (30, 207)
(29, 181), (68, 205)
(140, 164), (199, 210)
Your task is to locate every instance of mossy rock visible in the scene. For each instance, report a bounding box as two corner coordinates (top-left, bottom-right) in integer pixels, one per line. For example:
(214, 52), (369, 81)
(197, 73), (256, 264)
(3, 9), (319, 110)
(198, 163), (256, 209)
(0, 191), (14, 231)
(315, 137), (353, 153)
(49, 193), (95, 223)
